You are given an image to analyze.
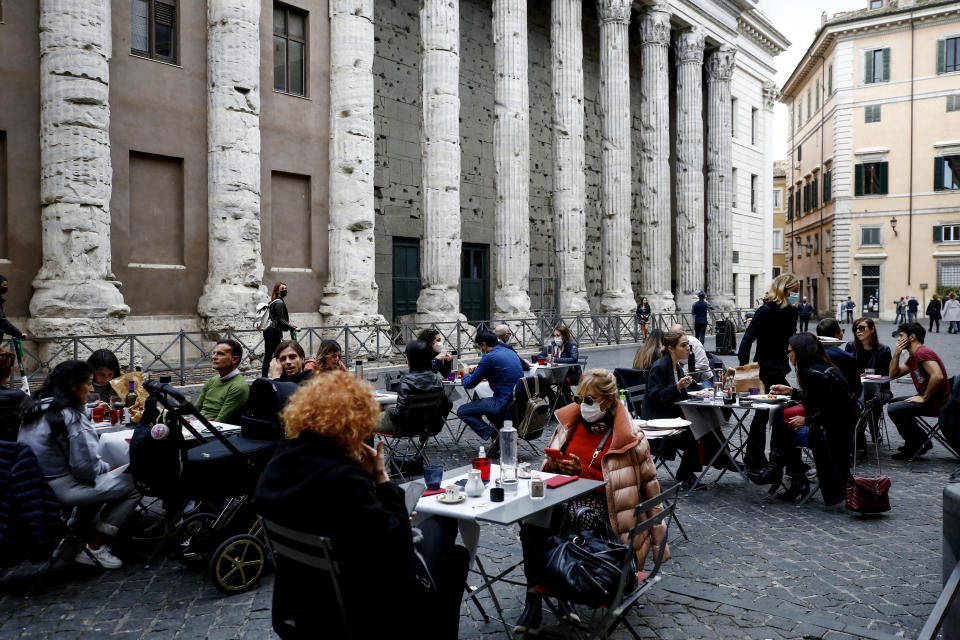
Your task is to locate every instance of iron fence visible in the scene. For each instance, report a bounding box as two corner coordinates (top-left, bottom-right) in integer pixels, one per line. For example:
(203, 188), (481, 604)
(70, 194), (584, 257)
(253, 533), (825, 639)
(4, 309), (752, 388)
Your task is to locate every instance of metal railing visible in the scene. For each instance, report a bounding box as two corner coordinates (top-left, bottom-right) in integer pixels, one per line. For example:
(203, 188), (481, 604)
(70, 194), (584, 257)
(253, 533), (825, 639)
(3, 309), (751, 388)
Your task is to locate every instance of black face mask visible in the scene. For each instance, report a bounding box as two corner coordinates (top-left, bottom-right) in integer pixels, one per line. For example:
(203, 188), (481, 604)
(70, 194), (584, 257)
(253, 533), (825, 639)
(0, 286), (7, 295)
(279, 290), (288, 298)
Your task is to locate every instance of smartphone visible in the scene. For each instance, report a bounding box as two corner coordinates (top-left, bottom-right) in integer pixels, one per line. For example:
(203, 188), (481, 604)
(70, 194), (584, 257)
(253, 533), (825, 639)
(544, 448), (565, 460)
(404, 481), (425, 517)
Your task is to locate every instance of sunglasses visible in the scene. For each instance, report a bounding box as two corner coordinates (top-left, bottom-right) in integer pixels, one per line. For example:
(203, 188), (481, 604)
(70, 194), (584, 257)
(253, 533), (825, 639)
(855, 325), (869, 332)
(573, 394), (596, 406)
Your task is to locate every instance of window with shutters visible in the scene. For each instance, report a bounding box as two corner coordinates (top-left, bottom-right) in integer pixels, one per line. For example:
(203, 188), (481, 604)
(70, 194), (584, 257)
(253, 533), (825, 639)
(934, 156), (960, 191)
(948, 95), (960, 112)
(274, 4), (308, 97)
(823, 169), (832, 202)
(828, 64), (834, 95)
(935, 225), (960, 242)
(938, 261), (960, 289)
(806, 87), (812, 120)
(938, 37), (960, 74)
(797, 99), (802, 129)
(797, 144), (802, 162)
(825, 230), (832, 252)
(815, 79), (821, 111)
(787, 192), (793, 220)
(806, 235), (812, 256)
(860, 226), (882, 247)
(811, 177), (819, 209)
(130, 0), (177, 63)
(864, 105), (881, 123)
(855, 161), (888, 196)
(864, 48), (890, 84)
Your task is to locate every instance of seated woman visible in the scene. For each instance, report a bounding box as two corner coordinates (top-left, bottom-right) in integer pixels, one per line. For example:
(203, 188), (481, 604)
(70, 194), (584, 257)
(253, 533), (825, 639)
(18, 361), (141, 569)
(303, 339), (350, 374)
(417, 328), (453, 378)
(534, 324), (581, 404)
(515, 369), (667, 635)
(378, 341), (451, 436)
(0, 348), (27, 441)
(632, 328), (664, 371)
(253, 371), (469, 639)
(753, 333), (858, 506)
(267, 340), (313, 385)
(86, 348), (121, 400)
(845, 317), (892, 446)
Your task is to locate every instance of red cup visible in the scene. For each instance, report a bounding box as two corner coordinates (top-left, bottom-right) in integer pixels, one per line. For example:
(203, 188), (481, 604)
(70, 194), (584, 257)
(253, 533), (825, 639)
(92, 406), (106, 422)
(109, 409), (122, 425)
(537, 358), (545, 365)
(472, 456), (491, 482)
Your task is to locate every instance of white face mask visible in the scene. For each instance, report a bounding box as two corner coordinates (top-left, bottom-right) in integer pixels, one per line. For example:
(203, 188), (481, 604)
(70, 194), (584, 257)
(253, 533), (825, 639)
(580, 401), (605, 423)
(432, 340), (443, 353)
(553, 337), (563, 346)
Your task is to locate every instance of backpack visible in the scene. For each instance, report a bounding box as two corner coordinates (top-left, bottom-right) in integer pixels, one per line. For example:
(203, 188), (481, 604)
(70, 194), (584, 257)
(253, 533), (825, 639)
(513, 376), (550, 441)
(254, 300), (270, 330)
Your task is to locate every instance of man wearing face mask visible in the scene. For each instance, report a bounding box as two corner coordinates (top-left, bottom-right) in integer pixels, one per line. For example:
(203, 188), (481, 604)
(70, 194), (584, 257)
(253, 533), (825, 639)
(0, 276), (26, 344)
(456, 331), (524, 451)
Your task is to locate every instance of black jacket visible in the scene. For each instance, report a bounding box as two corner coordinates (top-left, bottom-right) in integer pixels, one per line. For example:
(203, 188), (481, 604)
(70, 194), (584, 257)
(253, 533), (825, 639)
(844, 341), (892, 397)
(0, 297), (23, 341)
(0, 387), (26, 441)
(642, 355), (699, 420)
(0, 441), (63, 568)
(738, 301), (798, 370)
(825, 347), (863, 398)
(796, 302), (814, 319)
(267, 298), (295, 332)
(253, 433), (418, 638)
(388, 370), (452, 431)
(927, 300), (942, 318)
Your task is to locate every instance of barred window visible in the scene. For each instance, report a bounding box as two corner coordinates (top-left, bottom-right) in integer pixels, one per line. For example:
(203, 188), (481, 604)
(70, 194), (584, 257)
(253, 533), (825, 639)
(938, 261), (960, 289)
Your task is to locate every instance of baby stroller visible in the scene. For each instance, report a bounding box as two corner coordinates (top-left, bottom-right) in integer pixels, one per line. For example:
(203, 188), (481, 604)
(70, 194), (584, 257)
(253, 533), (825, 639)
(130, 380), (277, 594)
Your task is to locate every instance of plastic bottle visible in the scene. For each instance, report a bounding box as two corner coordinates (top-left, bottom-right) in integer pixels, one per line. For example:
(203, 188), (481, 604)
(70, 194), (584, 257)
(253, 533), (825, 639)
(723, 370), (736, 405)
(499, 421), (518, 493)
(355, 359), (364, 380)
(619, 389), (631, 416)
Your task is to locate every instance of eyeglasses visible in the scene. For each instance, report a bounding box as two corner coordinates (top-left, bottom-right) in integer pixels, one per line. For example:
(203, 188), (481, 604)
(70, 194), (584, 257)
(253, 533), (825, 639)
(855, 325), (868, 332)
(786, 348), (795, 354)
(573, 394), (595, 406)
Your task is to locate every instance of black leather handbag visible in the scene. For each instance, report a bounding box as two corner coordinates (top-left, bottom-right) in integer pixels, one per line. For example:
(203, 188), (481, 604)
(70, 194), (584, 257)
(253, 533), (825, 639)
(541, 531), (636, 607)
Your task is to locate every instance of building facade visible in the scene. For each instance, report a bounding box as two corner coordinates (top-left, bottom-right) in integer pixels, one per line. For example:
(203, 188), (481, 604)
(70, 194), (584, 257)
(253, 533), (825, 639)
(0, 0), (786, 337)
(772, 159), (787, 285)
(781, 0), (960, 321)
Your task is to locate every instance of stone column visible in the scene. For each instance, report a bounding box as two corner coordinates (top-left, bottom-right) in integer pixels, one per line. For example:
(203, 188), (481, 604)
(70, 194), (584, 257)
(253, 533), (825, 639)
(705, 45), (737, 310)
(492, 0), (532, 318)
(320, 0), (386, 326)
(30, 0), (129, 335)
(638, 1), (674, 313)
(674, 27), (706, 303)
(551, 0), (589, 316)
(596, 0), (636, 314)
(197, 0), (266, 331)
(415, 0), (464, 323)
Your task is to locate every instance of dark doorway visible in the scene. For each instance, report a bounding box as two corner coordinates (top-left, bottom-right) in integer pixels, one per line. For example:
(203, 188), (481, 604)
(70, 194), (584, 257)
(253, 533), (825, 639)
(392, 238), (420, 321)
(861, 265), (881, 318)
(810, 278), (819, 315)
(461, 243), (489, 322)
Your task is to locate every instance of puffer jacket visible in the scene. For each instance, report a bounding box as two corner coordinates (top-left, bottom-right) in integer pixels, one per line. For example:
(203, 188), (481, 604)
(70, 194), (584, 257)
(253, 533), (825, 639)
(0, 441), (63, 567)
(544, 403), (668, 570)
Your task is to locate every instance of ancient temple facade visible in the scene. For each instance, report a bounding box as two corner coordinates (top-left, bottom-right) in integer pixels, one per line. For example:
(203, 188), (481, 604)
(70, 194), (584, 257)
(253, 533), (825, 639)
(0, 0), (787, 336)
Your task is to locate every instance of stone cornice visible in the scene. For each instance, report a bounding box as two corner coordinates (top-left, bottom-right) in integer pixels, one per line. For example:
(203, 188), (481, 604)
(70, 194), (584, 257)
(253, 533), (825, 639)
(736, 11), (789, 57)
(762, 80), (779, 110)
(705, 44), (737, 81)
(675, 27), (705, 64)
(596, 0), (630, 24)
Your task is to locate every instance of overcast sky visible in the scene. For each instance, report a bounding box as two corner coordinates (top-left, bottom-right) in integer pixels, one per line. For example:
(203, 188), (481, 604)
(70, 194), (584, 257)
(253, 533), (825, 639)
(767, 0), (868, 159)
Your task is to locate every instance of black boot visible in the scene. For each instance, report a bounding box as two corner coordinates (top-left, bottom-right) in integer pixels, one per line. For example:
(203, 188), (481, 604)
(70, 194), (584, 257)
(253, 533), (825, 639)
(748, 453), (783, 489)
(775, 475), (811, 503)
(514, 591), (543, 635)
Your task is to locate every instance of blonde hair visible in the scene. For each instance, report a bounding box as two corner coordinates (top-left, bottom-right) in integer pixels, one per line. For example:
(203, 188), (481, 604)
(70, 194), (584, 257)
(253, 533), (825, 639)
(577, 369), (619, 417)
(281, 371), (380, 457)
(768, 273), (800, 308)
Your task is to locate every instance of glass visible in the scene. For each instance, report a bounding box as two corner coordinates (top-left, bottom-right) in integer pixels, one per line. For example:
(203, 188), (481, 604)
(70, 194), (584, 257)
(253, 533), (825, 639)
(288, 41), (305, 95)
(530, 475), (545, 500)
(155, 22), (173, 58)
(92, 405), (107, 423)
(273, 36), (287, 91)
(422, 465), (443, 491)
(287, 11), (305, 39)
(110, 395), (124, 411)
(130, 0), (149, 52)
(471, 456), (491, 482)
(499, 422), (518, 493)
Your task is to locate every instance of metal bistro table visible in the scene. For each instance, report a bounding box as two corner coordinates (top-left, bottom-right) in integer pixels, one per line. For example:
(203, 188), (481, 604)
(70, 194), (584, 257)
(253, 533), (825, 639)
(406, 464), (605, 636)
(677, 395), (790, 495)
(527, 362), (577, 416)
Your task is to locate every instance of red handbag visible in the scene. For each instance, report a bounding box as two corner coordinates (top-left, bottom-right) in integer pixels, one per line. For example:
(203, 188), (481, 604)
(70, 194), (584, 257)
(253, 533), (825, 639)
(845, 425), (891, 514)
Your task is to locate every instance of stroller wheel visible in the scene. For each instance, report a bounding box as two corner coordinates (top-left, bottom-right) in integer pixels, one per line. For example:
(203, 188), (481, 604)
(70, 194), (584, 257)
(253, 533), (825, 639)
(209, 534), (265, 594)
(173, 512), (217, 566)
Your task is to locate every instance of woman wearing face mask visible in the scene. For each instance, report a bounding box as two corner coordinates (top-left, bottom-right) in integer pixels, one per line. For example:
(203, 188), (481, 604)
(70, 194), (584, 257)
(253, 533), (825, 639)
(513, 369), (666, 635)
(736, 273), (801, 470)
(416, 328), (453, 377)
(262, 282), (301, 378)
(534, 325), (581, 404)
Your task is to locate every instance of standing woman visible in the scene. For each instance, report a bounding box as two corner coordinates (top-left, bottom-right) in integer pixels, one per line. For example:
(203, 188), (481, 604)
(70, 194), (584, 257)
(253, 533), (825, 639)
(943, 292), (960, 334)
(927, 294), (942, 333)
(736, 273), (800, 470)
(262, 282), (300, 378)
(636, 297), (652, 341)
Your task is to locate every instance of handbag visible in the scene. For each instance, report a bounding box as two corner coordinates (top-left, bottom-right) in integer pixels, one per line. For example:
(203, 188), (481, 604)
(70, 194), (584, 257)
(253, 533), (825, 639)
(845, 419), (891, 514)
(541, 531), (636, 607)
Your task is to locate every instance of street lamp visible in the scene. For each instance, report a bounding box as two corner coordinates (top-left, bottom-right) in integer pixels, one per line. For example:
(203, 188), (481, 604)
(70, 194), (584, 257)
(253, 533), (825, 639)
(890, 216), (898, 236)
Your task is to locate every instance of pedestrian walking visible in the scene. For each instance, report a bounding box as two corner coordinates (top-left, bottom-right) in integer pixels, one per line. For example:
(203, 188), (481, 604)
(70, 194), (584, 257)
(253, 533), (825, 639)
(796, 297), (813, 332)
(926, 294), (942, 333)
(844, 296), (856, 324)
(692, 291), (712, 345)
(894, 297), (906, 324)
(261, 282), (300, 378)
(636, 297), (651, 341)
(0, 275), (26, 344)
(907, 296), (919, 323)
(943, 292), (960, 334)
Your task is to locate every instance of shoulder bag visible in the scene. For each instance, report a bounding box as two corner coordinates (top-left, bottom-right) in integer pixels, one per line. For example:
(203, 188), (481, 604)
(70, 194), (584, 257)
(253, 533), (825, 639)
(541, 531), (636, 607)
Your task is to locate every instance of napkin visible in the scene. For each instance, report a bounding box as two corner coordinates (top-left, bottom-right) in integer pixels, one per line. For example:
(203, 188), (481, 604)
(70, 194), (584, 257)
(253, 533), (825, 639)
(422, 488), (445, 497)
(545, 475), (579, 489)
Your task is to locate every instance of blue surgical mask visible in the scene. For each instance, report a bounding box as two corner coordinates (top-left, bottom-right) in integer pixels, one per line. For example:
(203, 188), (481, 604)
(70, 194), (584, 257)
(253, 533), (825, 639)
(787, 292), (799, 305)
(553, 337), (563, 346)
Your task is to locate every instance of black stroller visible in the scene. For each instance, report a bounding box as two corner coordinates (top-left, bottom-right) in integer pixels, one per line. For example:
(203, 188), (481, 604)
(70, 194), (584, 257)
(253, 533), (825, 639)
(130, 380), (278, 594)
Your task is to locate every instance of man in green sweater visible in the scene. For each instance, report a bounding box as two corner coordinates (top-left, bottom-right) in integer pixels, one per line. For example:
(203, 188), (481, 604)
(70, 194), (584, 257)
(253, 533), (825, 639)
(196, 339), (249, 423)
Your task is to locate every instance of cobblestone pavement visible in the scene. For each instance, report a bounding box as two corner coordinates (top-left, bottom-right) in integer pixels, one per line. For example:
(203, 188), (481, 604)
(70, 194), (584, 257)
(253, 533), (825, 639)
(1, 321), (957, 639)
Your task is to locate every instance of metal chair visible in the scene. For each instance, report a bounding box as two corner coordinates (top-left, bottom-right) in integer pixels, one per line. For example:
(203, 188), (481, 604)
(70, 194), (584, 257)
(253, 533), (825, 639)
(908, 416), (960, 466)
(612, 368), (647, 418)
(376, 388), (446, 481)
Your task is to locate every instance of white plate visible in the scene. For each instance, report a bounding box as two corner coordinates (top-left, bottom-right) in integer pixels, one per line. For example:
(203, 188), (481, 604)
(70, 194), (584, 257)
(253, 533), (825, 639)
(748, 394), (791, 403)
(645, 418), (692, 429)
(436, 494), (466, 505)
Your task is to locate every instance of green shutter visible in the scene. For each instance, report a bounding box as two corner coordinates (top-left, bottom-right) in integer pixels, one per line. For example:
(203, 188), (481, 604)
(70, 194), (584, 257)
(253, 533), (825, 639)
(938, 39), (946, 74)
(879, 161), (889, 194)
(882, 48), (890, 82)
(788, 194), (793, 218)
(813, 179), (819, 208)
(828, 65), (833, 95)
(855, 164), (864, 196)
(935, 157), (945, 191)
(865, 51), (874, 84)
(934, 225), (944, 243)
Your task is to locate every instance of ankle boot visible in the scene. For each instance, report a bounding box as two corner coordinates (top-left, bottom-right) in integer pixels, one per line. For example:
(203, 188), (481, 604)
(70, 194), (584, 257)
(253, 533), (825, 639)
(748, 460), (783, 487)
(514, 591), (543, 635)
(775, 475), (810, 503)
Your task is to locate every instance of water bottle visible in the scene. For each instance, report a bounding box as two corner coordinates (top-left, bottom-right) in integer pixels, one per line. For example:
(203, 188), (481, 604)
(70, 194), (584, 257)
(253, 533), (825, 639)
(355, 359), (364, 380)
(499, 421), (518, 493)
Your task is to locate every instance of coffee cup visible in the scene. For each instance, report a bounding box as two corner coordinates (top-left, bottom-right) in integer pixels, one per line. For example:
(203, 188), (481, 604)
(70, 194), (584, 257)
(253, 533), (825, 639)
(444, 485), (461, 501)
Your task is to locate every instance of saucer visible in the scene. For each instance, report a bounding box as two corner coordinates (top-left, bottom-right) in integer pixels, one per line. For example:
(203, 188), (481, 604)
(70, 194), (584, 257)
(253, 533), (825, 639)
(437, 494), (466, 505)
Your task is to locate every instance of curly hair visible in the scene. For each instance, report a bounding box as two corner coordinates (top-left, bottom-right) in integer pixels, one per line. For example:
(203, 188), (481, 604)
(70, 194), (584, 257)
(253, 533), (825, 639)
(281, 370), (380, 455)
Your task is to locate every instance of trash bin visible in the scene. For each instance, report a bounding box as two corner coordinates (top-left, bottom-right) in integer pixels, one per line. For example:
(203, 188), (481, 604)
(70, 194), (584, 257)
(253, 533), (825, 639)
(714, 320), (737, 355)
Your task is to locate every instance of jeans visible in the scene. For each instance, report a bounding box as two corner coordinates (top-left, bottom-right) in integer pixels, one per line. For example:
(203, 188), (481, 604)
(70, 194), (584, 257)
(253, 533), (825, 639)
(745, 363), (790, 466)
(908, 311), (918, 323)
(887, 396), (941, 450)
(47, 466), (141, 536)
(694, 322), (707, 345)
(262, 327), (282, 377)
(456, 397), (504, 440)
(950, 321), (960, 334)
(845, 309), (853, 324)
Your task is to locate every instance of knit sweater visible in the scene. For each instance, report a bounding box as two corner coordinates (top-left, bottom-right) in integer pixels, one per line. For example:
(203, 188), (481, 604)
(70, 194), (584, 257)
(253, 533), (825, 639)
(196, 372), (249, 423)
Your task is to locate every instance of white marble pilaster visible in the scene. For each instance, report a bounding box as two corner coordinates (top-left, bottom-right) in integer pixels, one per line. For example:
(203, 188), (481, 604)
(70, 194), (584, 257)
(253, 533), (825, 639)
(492, 0), (532, 318)
(551, 0), (589, 316)
(674, 27), (706, 303)
(638, 1), (674, 313)
(705, 45), (737, 310)
(597, 0), (636, 314)
(30, 0), (129, 335)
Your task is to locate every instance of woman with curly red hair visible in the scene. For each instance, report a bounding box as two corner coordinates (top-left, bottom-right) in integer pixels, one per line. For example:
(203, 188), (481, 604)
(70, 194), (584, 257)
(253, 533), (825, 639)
(253, 371), (468, 639)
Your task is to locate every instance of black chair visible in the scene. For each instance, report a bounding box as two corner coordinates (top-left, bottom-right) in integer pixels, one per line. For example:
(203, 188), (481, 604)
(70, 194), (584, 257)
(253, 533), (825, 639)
(613, 368), (647, 418)
(258, 516), (352, 640)
(238, 378), (299, 441)
(908, 417), (960, 466)
(377, 388), (446, 481)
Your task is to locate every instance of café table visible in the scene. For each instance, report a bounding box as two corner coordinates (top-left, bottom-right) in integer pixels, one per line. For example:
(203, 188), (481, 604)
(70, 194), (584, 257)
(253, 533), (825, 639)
(860, 375), (892, 446)
(98, 419), (242, 468)
(406, 464), (605, 636)
(527, 362), (577, 415)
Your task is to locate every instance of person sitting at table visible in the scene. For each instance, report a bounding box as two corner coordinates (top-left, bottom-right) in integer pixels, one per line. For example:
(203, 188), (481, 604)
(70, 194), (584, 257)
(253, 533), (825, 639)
(670, 323), (713, 382)
(416, 328), (454, 377)
(267, 340), (313, 385)
(754, 333), (857, 505)
(253, 371), (468, 639)
(0, 348), (27, 441)
(632, 328), (663, 371)
(534, 324), (581, 404)
(195, 339), (249, 424)
(378, 341), (451, 436)
(514, 369), (667, 635)
(845, 317), (893, 445)
(456, 331), (524, 453)
(815, 318), (863, 399)
(303, 339), (350, 375)
(86, 348), (121, 401)
(494, 324), (531, 371)
(18, 360), (141, 569)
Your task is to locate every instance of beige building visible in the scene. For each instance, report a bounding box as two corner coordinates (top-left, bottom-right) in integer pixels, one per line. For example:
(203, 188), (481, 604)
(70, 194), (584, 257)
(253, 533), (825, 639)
(772, 159), (787, 286)
(780, 0), (960, 321)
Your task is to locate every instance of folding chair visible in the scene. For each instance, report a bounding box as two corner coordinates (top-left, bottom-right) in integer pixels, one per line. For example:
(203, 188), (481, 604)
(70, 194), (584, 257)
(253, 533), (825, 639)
(376, 388), (445, 481)
(257, 517), (353, 640)
(536, 485), (679, 639)
(908, 416), (960, 466)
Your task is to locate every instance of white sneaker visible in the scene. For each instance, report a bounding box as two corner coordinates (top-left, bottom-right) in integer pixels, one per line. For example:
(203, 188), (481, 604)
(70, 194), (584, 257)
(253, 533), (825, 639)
(74, 544), (123, 569)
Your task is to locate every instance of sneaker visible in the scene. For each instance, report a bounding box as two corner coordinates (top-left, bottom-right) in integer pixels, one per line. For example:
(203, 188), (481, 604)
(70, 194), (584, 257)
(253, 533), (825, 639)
(74, 544), (123, 570)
